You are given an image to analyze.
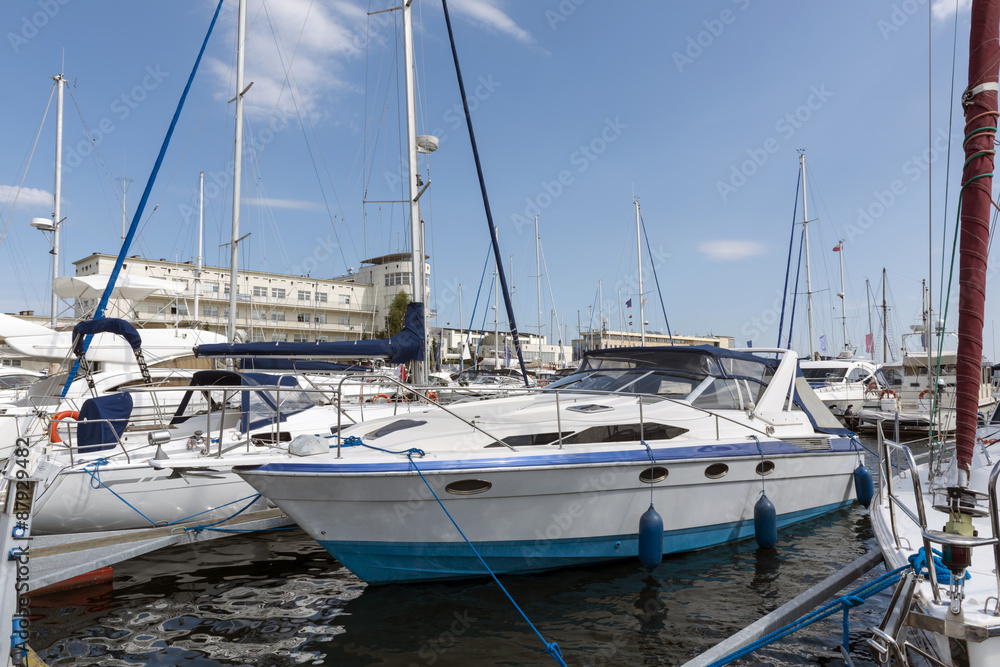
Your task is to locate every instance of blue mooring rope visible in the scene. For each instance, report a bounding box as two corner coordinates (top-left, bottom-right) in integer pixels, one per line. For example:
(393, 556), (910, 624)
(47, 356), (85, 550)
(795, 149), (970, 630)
(340, 435), (425, 458)
(705, 563), (911, 667)
(405, 450), (568, 666)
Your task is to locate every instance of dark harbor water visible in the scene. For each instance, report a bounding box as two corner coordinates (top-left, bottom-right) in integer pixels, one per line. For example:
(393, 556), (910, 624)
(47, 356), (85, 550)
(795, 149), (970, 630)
(28, 441), (899, 666)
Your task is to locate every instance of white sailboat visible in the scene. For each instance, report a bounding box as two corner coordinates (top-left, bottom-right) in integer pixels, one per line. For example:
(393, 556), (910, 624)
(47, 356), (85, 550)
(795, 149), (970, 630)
(868, 3), (1000, 663)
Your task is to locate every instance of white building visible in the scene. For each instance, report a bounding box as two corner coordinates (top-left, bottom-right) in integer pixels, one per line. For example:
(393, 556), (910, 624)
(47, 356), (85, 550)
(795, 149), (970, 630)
(69, 252), (429, 343)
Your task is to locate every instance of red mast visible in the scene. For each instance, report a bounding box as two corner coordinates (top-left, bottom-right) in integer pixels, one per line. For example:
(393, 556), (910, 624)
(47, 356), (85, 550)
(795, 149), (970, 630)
(956, 1), (1000, 472)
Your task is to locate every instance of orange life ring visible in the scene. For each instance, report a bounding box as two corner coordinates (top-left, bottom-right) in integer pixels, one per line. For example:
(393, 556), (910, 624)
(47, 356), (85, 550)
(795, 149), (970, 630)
(880, 389), (898, 399)
(426, 391), (438, 402)
(373, 394), (390, 403)
(919, 390), (931, 399)
(49, 410), (80, 443)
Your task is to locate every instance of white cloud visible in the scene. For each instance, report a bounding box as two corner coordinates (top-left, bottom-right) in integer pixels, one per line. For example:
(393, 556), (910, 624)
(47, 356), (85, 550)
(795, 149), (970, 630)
(0, 185), (53, 210)
(249, 197), (323, 211)
(449, 0), (541, 50)
(932, 0), (971, 22)
(698, 240), (765, 261)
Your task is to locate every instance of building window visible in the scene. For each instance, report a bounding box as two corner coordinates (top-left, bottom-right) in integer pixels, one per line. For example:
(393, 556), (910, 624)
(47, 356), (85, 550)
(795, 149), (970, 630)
(202, 305), (219, 318)
(297, 313), (309, 323)
(173, 279), (189, 291)
(338, 315), (349, 326)
(272, 288), (286, 299)
(298, 290), (311, 301)
(271, 311), (285, 322)
(315, 335), (329, 342)
(338, 294), (350, 306)
(293, 334), (309, 342)
(315, 314), (327, 324)
(252, 332), (266, 342)
(207, 282), (220, 294)
(252, 308), (266, 321)
(252, 286), (267, 298)
(270, 334), (287, 342)
(315, 292), (328, 303)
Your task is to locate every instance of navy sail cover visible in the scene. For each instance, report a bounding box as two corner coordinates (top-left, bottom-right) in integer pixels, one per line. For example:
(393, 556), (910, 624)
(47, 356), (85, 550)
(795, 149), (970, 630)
(72, 318), (143, 357)
(195, 302), (424, 364)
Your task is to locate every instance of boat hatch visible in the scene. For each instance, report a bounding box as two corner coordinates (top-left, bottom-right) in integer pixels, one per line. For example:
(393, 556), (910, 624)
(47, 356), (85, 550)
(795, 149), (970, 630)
(560, 423), (687, 445)
(705, 463), (729, 479)
(567, 404), (613, 413)
(445, 479), (492, 495)
(639, 466), (668, 483)
(365, 419), (427, 439)
(485, 432), (572, 448)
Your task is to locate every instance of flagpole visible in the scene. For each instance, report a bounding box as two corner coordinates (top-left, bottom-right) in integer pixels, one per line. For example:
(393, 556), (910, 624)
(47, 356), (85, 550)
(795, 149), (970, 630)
(836, 240), (847, 355)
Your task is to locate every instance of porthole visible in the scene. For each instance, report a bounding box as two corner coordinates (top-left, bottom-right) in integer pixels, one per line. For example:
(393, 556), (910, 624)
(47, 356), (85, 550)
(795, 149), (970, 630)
(756, 461), (775, 476)
(639, 466), (669, 484)
(445, 479), (492, 495)
(705, 463), (729, 479)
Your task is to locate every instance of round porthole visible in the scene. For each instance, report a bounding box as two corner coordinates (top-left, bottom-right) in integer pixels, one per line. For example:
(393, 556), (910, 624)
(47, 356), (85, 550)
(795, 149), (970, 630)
(639, 466), (668, 484)
(705, 463), (729, 479)
(756, 461), (775, 476)
(445, 479), (492, 495)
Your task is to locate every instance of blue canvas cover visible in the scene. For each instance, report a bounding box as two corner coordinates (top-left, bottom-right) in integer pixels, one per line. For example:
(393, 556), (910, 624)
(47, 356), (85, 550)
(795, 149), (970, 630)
(238, 358), (369, 372)
(195, 302), (424, 364)
(76, 392), (134, 453)
(72, 318), (142, 357)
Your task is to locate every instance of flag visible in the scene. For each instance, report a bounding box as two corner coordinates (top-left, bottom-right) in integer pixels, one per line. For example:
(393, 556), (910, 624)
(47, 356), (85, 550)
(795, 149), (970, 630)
(819, 335), (828, 353)
(833, 243), (842, 252)
(626, 299), (632, 308)
(746, 340), (752, 348)
(865, 333), (873, 353)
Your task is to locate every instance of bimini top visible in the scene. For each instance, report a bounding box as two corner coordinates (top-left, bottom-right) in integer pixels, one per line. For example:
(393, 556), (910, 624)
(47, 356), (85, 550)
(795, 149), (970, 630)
(195, 302), (424, 364)
(581, 345), (775, 382)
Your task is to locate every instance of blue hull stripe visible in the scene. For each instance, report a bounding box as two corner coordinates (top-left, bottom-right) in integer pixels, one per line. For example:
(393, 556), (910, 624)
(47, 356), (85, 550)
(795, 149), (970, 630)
(246, 438), (859, 475)
(316, 499), (853, 583)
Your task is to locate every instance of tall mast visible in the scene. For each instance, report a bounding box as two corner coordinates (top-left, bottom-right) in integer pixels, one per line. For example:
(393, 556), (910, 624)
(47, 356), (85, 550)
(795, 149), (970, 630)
(866, 277), (872, 357)
(402, 0), (427, 384)
(837, 239), (847, 354)
(882, 268), (888, 363)
(535, 214), (542, 363)
(635, 199), (645, 347)
(800, 152), (816, 359)
(227, 0), (246, 343)
(194, 171), (204, 325)
(458, 283), (463, 374)
(494, 250), (499, 364)
(51, 73), (65, 328)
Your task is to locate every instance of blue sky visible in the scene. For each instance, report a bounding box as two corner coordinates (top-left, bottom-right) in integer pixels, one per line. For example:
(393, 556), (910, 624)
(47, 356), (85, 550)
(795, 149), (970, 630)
(0, 0), (992, 360)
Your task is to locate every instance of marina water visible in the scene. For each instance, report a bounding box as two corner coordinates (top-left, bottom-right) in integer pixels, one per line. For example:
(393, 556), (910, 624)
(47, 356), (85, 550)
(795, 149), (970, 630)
(28, 436), (895, 666)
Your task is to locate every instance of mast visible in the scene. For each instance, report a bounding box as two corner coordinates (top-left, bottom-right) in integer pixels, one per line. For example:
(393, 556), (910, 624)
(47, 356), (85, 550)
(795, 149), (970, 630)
(866, 277), (872, 357)
(494, 249), (499, 365)
(535, 214), (542, 363)
(635, 199), (645, 347)
(402, 0), (427, 385)
(800, 152), (816, 359)
(458, 283), (463, 374)
(955, 0), (999, 474)
(227, 0), (246, 343)
(836, 239), (847, 354)
(882, 268), (888, 363)
(51, 73), (64, 328)
(194, 171), (203, 325)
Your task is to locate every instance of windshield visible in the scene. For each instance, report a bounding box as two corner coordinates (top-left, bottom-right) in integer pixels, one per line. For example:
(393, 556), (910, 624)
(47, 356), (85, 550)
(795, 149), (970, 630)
(545, 369), (703, 398)
(802, 367), (847, 382)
